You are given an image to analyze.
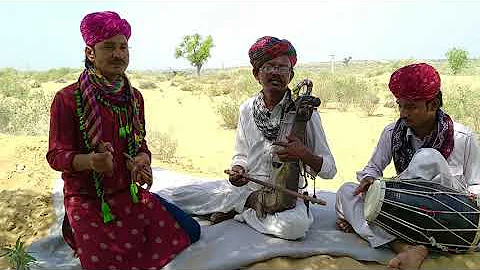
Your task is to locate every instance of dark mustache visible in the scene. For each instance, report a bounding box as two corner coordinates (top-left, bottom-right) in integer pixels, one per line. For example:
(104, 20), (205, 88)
(268, 76), (284, 83)
(110, 59), (126, 64)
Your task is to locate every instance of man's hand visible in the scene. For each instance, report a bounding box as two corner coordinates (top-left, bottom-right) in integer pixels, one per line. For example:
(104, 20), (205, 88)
(228, 165), (249, 187)
(126, 152), (153, 190)
(89, 152), (114, 173)
(90, 141), (114, 175)
(273, 134), (310, 162)
(353, 176), (375, 196)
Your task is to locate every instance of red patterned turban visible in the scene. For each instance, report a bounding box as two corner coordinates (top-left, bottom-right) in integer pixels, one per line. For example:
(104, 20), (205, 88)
(248, 36), (297, 75)
(389, 63), (441, 101)
(80, 11), (131, 46)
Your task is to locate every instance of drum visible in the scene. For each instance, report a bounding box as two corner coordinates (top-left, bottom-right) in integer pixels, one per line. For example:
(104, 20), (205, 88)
(364, 179), (480, 253)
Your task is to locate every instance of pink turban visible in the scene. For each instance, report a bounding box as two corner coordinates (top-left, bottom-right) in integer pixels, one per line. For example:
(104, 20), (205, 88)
(248, 36), (297, 75)
(389, 63), (441, 101)
(80, 11), (131, 46)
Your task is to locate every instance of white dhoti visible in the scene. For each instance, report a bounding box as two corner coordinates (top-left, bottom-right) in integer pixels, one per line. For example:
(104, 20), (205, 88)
(336, 182), (396, 247)
(335, 148), (468, 248)
(165, 180), (313, 240)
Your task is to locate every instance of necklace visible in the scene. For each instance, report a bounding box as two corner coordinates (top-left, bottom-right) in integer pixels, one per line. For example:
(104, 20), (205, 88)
(74, 88), (139, 223)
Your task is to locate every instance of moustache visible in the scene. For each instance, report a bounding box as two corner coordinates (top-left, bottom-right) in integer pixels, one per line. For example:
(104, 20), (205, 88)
(110, 59), (126, 65)
(268, 76), (284, 84)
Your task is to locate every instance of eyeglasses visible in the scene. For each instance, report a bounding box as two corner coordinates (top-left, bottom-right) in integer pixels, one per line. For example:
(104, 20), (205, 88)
(259, 65), (291, 74)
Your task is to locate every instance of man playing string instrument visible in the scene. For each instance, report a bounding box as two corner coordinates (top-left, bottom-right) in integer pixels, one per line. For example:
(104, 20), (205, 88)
(335, 63), (480, 269)
(46, 11), (200, 269)
(169, 36), (336, 240)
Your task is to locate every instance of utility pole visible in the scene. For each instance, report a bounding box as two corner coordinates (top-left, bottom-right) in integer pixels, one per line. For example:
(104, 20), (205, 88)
(329, 54), (335, 74)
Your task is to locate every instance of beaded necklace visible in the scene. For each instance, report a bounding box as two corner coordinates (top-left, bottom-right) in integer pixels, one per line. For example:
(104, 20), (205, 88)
(74, 88), (140, 223)
(96, 94), (141, 205)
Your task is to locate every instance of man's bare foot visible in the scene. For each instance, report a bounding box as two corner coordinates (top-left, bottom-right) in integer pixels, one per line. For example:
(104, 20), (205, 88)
(388, 244), (428, 269)
(336, 218), (354, 233)
(209, 211), (236, 224)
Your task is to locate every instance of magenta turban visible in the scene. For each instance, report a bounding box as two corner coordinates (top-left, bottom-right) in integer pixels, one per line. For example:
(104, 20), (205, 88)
(389, 63), (441, 101)
(80, 11), (131, 46)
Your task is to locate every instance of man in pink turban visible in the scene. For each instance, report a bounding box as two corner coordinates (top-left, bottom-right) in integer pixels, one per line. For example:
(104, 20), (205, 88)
(335, 63), (480, 269)
(80, 11), (131, 81)
(167, 36), (336, 240)
(47, 11), (200, 269)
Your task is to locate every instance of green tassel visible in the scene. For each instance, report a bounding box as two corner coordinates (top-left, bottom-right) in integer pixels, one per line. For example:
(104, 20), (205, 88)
(101, 201), (114, 223)
(130, 182), (139, 203)
(119, 126), (126, 138)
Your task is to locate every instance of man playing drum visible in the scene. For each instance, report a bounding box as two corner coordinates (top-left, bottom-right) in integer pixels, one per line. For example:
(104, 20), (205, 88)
(335, 63), (480, 269)
(168, 36), (337, 240)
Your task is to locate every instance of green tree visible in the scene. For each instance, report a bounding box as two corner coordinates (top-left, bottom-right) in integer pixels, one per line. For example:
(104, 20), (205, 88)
(445, 47), (469, 74)
(175, 33), (214, 76)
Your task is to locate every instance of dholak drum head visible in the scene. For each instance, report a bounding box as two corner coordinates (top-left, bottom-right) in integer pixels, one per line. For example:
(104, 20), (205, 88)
(364, 179), (386, 222)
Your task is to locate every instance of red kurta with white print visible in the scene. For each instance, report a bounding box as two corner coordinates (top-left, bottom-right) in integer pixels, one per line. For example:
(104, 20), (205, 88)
(47, 83), (190, 269)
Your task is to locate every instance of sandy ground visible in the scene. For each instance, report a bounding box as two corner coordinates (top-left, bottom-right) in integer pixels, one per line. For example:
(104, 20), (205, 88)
(0, 80), (478, 269)
(2, 134), (478, 269)
(0, 135), (56, 268)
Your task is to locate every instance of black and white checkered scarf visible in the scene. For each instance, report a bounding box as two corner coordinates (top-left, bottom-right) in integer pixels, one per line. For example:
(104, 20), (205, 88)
(252, 89), (295, 141)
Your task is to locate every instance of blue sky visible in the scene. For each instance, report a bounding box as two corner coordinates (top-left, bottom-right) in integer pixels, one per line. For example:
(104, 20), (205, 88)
(1, 0), (479, 71)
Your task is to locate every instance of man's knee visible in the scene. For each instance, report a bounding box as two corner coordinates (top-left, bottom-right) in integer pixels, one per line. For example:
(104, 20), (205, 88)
(173, 210), (202, 243)
(338, 182), (358, 195)
(336, 182), (359, 202)
(273, 212), (312, 240)
(153, 193), (202, 243)
(336, 182), (359, 216)
(187, 218), (201, 243)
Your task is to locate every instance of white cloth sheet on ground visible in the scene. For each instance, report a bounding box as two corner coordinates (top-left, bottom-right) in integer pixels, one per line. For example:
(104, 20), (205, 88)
(164, 179), (314, 240)
(28, 168), (395, 270)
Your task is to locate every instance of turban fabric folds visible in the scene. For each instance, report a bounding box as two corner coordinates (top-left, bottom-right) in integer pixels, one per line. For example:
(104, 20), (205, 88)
(389, 63), (441, 101)
(248, 36), (297, 75)
(80, 11), (131, 46)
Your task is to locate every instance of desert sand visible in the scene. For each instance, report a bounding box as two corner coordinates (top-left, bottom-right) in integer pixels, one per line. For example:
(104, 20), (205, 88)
(0, 76), (478, 269)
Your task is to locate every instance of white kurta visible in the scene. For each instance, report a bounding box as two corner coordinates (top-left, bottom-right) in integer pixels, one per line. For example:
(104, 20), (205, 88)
(336, 121), (480, 247)
(169, 93), (337, 240)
